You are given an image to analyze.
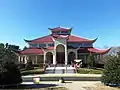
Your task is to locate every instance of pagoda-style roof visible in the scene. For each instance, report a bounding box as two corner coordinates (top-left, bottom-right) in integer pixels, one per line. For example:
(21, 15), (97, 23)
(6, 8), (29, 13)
(19, 48), (44, 55)
(25, 34), (96, 43)
(88, 48), (111, 54)
(24, 35), (53, 43)
(67, 35), (96, 43)
(48, 26), (72, 32)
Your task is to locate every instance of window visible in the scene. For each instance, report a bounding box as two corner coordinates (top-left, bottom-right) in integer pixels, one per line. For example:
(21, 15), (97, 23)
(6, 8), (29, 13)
(39, 44), (46, 47)
(61, 31), (69, 34)
(81, 43), (92, 47)
(48, 43), (54, 47)
(30, 44), (37, 48)
(52, 31), (60, 34)
(67, 43), (82, 48)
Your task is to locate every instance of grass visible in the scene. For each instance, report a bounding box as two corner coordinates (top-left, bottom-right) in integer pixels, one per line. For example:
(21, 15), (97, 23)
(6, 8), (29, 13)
(78, 68), (104, 74)
(21, 68), (44, 76)
(21, 66), (104, 75)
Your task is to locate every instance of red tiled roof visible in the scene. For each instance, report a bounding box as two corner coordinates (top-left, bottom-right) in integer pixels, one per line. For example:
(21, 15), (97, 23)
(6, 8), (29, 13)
(88, 48), (111, 54)
(20, 48), (44, 55)
(67, 35), (93, 43)
(25, 35), (94, 43)
(25, 35), (53, 43)
(49, 26), (71, 32)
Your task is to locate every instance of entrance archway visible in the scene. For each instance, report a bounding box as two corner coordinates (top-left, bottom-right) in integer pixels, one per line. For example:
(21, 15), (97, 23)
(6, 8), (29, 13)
(46, 52), (53, 64)
(56, 44), (65, 64)
(68, 52), (75, 64)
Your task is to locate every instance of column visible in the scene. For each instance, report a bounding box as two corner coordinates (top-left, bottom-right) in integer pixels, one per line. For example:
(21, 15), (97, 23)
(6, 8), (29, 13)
(24, 56), (27, 64)
(53, 51), (56, 64)
(99, 54), (101, 60)
(36, 55), (38, 64)
(65, 45), (67, 65)
(44, 53), (46, 64)
(21, 56), (24, 64)
(75, 52), (77, 59)
(84, 55), (86, 63)
(18, 56), (21, 64)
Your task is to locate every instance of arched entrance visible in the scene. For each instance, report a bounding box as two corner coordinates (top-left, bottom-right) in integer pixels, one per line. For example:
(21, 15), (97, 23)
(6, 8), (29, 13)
(68, 52), (75, 64)
(46, 52), (53, 64)
(56, 44), (65, 64)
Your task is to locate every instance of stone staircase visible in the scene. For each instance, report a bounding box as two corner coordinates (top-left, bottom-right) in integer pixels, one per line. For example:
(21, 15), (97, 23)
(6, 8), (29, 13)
(45, 64), (76, 74)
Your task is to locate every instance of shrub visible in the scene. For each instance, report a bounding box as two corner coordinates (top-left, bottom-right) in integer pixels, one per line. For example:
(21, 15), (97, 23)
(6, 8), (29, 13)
(78, 68), (103, 74)
(21, 69), (44, 75)
(0, 60), (22, 85)
(87, 54), (94, 68)
(101, 54), (120, 85)
(25, 60), (34, 70)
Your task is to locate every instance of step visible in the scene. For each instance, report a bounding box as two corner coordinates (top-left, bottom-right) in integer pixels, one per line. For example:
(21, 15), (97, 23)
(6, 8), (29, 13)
(45, 66), (76, 74)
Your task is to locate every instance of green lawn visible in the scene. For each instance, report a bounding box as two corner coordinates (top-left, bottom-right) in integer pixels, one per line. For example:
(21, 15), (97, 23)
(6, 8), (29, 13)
(21, 68), (44, 76)
(78, 68), (104, 74)
(21, 67), (104, 75)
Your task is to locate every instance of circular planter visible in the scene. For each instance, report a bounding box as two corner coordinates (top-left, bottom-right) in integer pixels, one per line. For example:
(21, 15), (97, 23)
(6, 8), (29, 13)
(59, 77), (65, 83)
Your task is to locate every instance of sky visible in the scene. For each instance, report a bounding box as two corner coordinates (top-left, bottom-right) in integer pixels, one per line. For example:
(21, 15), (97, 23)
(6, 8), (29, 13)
(0, 0), (120, 49)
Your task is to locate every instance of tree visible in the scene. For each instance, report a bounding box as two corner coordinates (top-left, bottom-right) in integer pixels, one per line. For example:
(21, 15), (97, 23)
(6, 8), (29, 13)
(0, 60), (22, 85)
(23, 46), (27, 50)
(0, 43), (22, 85)
(87, 54), (95, 68)
(101, 52), (120, 86)
(0, 43), (20, 63)
(25, 59), (34, 70)
(0, 43), (4, 48)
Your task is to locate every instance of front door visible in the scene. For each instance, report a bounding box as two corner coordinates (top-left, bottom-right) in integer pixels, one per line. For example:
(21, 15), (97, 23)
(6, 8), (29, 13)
(56, 52), (65, 64)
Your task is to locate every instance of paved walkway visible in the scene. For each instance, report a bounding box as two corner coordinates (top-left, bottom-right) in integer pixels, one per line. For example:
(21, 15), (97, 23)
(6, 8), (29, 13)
(22, 81), (100, 90)
(22, 74), (102, 90)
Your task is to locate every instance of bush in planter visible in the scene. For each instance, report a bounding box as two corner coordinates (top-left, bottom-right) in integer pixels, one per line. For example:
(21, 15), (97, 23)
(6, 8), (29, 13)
(0, 60), (22, 85)
(25, 59), (34, 70)
(101, 54), (120, 86)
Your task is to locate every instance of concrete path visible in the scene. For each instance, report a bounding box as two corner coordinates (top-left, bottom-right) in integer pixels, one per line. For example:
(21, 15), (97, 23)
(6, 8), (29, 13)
(64, 81), (99, 90)
(22, 81), (100, 90)
(40, 81), (100, 90)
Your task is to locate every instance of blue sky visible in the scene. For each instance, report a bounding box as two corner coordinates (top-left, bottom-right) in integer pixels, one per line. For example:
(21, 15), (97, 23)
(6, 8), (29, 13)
(0, 0), (120, 49)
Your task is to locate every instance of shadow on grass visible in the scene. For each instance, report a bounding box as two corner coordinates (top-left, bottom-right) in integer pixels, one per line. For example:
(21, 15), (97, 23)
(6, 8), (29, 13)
(0, 84), (57, 89)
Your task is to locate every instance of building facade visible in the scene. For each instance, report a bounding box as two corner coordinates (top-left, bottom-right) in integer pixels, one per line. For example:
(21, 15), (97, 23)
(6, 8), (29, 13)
(19, 27), (110, 66)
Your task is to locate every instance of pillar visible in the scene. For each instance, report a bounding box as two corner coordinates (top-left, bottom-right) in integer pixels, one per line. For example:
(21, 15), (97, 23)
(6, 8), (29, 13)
(84, 55), (86, 63)
(65, 45), (67, 65)
(75, 52), (77, 59)
(53, 51), (56, 64)
(99, 54), (101, 60)
(24, 56), (27, 64)
(21, 56), (24, 64)
(36, 55), (38, 64)
(44, 53), (46, 64)
(18, 56), (21, 64)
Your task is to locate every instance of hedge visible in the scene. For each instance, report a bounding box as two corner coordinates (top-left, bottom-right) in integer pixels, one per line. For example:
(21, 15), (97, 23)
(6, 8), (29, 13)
(21, 69), (44, 76)
(78, 68), (104, 74)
